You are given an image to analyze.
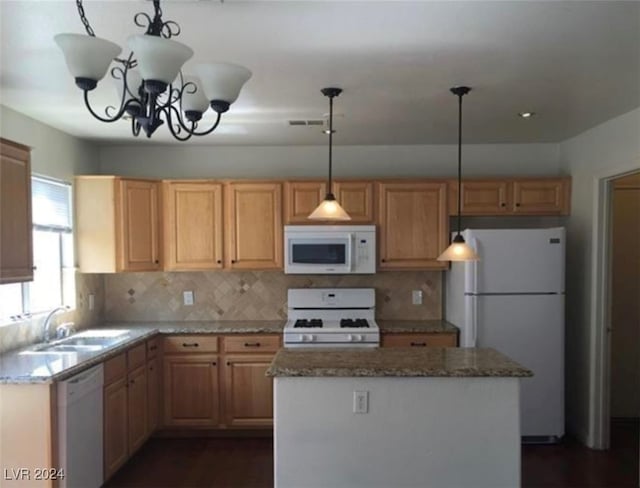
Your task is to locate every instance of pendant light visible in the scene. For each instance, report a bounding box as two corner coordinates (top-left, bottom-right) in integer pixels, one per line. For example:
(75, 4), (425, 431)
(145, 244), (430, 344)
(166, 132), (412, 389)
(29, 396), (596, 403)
(308, 88), (351, 221)
(437, 86), (479, 262)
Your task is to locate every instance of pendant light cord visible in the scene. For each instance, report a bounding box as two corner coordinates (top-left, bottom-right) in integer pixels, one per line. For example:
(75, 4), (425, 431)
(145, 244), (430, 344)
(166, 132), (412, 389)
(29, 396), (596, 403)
(456, 91), (463, 237)
(328, 94), (334, 196)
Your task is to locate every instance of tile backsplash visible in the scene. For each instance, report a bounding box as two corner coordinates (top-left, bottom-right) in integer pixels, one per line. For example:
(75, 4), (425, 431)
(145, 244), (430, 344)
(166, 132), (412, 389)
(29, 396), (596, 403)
(105, 271), (442, 322)
(0, 272), (105, 354)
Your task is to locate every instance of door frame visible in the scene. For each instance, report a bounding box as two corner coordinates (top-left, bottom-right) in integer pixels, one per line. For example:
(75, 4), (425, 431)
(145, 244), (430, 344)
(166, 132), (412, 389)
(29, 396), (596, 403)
(591, 164), (640, 449)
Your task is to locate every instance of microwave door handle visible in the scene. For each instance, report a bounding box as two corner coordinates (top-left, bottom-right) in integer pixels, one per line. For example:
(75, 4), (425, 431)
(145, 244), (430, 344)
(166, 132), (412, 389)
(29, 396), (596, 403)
(348, 233), (354, 271)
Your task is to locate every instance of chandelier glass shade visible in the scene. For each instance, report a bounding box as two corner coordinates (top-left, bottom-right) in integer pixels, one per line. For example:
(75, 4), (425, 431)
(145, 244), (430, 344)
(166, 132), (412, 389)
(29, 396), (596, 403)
(308, 87), (351, 221)
(54, 0), (251, 141)
(437, 86), (479, 262)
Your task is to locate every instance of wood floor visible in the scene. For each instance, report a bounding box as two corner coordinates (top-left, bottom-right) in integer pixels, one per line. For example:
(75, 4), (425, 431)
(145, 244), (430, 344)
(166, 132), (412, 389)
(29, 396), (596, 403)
(105, 420), (638, 488)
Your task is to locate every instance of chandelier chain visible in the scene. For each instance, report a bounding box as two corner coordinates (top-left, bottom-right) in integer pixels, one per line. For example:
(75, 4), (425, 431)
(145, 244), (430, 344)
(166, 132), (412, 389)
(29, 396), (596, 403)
(75, 0), (95, 37)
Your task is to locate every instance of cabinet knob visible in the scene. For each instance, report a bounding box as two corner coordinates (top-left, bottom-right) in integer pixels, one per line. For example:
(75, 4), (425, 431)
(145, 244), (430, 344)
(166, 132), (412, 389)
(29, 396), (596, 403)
(130, 379), (135, 384)
(227, 361), (231, 366)
(182, 343), (199, 348)
(515, 203), (521, 207)
(381, 259), (386, 263)
(149, 366), (154, 371)
(149, 345), (157, 351)
(500, 202), (506, 207)
(244, 342), (261, 348)
(217, 260), (222, 264)
(410, 342), (427, 347)
(212, 362), (217, 366)
(231, 260), (236, 264)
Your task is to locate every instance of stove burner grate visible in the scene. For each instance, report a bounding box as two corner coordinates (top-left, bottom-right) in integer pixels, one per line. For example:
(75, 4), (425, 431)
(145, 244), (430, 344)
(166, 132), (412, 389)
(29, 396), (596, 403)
(294, 319), (323, 328)
(340, 318), (369, 328)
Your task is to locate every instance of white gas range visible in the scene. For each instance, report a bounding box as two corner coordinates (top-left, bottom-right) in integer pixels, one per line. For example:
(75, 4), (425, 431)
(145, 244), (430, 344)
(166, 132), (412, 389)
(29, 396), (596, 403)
(284, 288), (380, 348)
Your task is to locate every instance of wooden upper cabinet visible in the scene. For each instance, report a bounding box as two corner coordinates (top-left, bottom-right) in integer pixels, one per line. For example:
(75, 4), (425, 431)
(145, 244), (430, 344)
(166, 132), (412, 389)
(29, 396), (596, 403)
(512, 178), (570, 215)
(120, 179), (162, 271)
(76, 176), (162, 272)
(333, 180), (374, 223)
(377, 181), (448, 269)
(449, 180), (510, 216)
(163, 181), (223, 270)
(284, 181), (326, 223)
(0, 138), (33, 283)
(226, 182), (283, 269)
(449, 177), (571, 216)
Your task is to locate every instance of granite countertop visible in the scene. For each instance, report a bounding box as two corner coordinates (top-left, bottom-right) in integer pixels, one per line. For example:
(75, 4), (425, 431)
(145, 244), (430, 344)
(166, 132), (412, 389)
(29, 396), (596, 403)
(0, 320), (286, 385)
(266, 347), (533, 378)
(377, 320), (459, 334)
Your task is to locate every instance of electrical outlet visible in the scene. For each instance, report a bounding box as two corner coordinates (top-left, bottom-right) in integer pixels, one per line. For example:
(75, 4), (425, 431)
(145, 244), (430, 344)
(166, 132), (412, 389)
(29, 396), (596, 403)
(183, 290), (194, 306)
(353, 391), (369, 414)
(412, 290), (423, 305)
(88, 293), (95, 311)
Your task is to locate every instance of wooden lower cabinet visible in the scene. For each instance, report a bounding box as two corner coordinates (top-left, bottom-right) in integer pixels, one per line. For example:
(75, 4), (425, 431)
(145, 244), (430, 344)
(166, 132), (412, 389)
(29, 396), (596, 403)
(381, 333), (458, 348)
(223, 355), (274, 427)
(147, 356), (161, 432)
(163, 354), (220, 427)
(104, 377), (129, 480)
(127, 365), (148, 453)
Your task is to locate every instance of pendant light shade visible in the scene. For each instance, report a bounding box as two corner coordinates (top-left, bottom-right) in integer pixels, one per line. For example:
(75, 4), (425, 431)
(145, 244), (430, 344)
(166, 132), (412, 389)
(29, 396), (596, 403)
(308, 194), (351, 220)
(308, 87), (351, 221)
(195, 63), (253, 108)
(127, 34), (194, 87)
(55, 34), (122, 85)
(437, 86), (479, 262)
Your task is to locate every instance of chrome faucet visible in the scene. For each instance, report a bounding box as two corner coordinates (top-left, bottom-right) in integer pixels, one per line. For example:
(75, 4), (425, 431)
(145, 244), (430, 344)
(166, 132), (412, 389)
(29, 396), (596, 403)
(42, 306), (69, 343)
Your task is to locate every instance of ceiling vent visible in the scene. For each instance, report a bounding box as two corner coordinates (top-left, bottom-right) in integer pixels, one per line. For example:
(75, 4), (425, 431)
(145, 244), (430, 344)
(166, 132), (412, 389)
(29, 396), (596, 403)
(288, 119), (326, 127)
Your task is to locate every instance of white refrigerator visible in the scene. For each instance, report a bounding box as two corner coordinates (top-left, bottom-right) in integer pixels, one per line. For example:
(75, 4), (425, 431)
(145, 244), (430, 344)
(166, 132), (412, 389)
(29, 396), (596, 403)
(445, 227), (565, 441)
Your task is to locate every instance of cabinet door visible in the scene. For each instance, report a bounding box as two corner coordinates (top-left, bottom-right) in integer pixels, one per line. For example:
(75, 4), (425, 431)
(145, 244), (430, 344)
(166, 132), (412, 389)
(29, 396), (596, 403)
(333, 181), (374, 223)
(147, 356), (161, 433)
(104, 378), (128, 481)
(163, 181), (223, 270)
(284, 181), (326, 223)
(377, 181), (448, 269)
(118, 179), (162, 271)
(223, 355), (274, 428)
(381, 333), (458, 347)
(0, 139), (33, 283)
(449, 180), (510, 215)
(163, 355), (219, 427)
(127, 364), (148, 454)
(226, 182), (283, 269)
(512, 179), (570, 215)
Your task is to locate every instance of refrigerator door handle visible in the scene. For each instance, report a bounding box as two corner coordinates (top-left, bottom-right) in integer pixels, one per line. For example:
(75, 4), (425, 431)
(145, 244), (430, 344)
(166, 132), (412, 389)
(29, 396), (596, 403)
(470, 295), (478, 346)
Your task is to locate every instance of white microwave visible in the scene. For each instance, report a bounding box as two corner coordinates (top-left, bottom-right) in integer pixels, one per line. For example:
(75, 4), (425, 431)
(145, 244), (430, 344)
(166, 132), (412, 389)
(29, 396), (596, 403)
(284, 225), (376, 274)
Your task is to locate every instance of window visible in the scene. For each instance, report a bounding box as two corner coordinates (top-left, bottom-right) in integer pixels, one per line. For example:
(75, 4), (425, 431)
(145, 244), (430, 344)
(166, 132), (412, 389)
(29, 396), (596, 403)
(0, 176), (75, 321)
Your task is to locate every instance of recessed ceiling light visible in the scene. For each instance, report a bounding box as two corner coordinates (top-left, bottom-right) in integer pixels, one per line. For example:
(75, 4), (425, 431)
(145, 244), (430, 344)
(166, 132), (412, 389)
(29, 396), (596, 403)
(518, 112), (535, 119)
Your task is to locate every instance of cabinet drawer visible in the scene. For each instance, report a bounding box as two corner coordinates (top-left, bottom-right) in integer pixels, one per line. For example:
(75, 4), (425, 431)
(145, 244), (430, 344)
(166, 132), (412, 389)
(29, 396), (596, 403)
(164, 335), (219, 354)
(127, 343), (147, 371)
(147, 337), (161, 359)
(104, 352), (126, 386)
(381, 333), (457, 348)
(223, 335), (280, 353)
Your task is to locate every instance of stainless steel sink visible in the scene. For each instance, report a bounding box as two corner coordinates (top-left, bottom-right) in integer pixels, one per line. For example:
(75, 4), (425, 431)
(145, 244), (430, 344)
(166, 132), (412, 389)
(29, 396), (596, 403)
(20, 329), (130, 355)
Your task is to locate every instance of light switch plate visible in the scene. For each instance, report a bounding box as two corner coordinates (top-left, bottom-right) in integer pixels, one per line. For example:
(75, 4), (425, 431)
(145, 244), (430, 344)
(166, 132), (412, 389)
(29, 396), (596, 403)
(353, 391), (369, 414)
(412, 290), (423, 305)
(183, 290), (194, 306)
(88, 293), (95, 311)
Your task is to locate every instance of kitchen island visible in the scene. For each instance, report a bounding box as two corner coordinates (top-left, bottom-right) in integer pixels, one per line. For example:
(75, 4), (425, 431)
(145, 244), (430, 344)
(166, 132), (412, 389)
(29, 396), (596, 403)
(267, 347), (532, 488)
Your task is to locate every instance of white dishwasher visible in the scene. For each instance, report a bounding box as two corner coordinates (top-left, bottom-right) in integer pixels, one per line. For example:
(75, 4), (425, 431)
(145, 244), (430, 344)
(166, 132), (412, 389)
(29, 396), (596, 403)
(58, 364), (104, 488)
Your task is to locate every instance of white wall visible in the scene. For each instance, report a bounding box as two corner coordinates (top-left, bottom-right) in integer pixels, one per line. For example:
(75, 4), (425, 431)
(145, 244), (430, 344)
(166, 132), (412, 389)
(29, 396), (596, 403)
(98, 143), (561, 179)
(0, 105), (99, 181)
(559, 107), (640, 446)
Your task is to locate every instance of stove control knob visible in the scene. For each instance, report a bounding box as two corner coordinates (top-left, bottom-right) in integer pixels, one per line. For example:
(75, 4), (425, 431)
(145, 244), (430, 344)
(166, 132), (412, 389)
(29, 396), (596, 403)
(355, 334), (363, 342)
(301, 334), (315, 342)
(348, 334), (362, 342)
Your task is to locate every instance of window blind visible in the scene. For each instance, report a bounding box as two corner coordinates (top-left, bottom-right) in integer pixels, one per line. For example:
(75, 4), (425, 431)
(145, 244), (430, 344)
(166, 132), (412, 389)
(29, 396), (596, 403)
(32, 177), (72, 230)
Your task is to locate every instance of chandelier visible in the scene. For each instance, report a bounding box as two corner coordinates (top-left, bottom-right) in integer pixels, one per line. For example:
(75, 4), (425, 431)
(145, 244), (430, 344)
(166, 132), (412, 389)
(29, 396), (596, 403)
(54, 0), (251, 141)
